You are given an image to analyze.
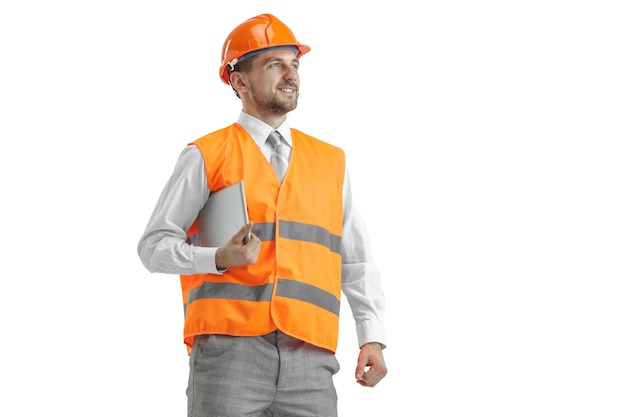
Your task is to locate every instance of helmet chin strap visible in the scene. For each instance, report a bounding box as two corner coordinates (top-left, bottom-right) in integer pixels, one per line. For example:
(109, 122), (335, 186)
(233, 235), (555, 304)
(227, 58), (242, 98)
(228, 78), (241, 99)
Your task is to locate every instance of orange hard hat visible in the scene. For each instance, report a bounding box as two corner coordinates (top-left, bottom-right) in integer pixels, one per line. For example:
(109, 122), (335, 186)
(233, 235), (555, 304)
(219, 14), (311, 85)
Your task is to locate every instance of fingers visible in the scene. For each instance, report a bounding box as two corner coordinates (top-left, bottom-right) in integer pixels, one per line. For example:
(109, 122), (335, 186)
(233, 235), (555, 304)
(234, 221), (254, 244)
(356, 364), (386, 387)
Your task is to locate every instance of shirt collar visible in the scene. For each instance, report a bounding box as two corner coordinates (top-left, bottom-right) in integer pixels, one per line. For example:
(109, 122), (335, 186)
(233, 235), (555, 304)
(237, 111), (293, 148)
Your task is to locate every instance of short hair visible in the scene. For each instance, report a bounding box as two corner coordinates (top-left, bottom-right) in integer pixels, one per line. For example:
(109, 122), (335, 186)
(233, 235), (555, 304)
(231, 54), (256, 76)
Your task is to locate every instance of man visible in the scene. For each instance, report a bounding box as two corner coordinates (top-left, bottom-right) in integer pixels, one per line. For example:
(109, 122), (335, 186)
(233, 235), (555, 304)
(137, 13), (387, 417)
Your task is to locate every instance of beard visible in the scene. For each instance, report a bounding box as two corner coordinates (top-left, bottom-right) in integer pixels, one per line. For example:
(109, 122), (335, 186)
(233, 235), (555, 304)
(250, 85), (299, 115)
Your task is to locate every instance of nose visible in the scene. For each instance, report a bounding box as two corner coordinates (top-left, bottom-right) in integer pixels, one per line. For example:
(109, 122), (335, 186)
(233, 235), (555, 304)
(284, 66), (298, 81)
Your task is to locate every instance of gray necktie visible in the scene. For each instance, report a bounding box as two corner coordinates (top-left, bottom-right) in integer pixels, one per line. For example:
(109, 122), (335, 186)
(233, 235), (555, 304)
(267, 130), (289, 182)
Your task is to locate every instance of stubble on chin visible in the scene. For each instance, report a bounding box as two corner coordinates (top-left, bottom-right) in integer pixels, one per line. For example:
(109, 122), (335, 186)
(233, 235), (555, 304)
(250, 86), (299, 115)
(268, 96), (298, 115)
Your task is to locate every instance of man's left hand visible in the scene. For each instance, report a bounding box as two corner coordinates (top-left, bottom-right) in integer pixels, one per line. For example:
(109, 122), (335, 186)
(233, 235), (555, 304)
(355, 342), (387, 387)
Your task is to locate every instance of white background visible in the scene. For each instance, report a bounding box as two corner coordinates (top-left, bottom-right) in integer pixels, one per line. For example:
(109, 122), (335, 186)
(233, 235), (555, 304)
(1, 1), (625, 416)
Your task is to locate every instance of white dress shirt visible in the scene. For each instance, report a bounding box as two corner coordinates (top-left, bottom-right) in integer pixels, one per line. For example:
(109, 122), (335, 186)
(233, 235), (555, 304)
(137, 111), (386, 348)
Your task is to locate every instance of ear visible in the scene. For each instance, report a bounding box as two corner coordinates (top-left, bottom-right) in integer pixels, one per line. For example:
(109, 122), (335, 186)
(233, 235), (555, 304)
(229, 72), (248, 94)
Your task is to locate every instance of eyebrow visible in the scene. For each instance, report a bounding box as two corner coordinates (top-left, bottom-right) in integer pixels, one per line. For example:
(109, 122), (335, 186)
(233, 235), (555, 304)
(262, 55), (300, 66)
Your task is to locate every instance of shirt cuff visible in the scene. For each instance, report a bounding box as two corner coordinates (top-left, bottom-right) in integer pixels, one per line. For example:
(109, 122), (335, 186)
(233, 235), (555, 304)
(192, 246), (223, 275)
(356, 318), (387, 349)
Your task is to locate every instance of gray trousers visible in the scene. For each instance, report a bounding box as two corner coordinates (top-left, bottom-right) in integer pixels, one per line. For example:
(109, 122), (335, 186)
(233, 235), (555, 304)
(187, 331), (340, 417)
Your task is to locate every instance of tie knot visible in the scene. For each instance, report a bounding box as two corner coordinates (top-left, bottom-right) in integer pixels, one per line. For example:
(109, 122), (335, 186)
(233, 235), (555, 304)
(267, 130), (283, 148)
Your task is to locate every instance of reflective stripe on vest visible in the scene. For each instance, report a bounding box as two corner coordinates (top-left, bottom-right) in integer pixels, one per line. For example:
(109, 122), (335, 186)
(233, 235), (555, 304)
(185, 278), (340, 317)
(250, 220), (342, 253)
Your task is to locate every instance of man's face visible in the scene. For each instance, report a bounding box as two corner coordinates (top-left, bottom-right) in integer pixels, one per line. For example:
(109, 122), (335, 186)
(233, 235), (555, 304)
(245, 49), (300, 116)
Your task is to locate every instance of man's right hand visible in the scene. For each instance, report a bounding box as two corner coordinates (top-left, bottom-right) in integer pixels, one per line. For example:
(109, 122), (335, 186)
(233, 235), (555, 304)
(215, 222), (261, 270)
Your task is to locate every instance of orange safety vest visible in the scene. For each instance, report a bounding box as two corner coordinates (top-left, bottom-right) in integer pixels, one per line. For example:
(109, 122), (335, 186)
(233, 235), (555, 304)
(180, 123), (345, 353)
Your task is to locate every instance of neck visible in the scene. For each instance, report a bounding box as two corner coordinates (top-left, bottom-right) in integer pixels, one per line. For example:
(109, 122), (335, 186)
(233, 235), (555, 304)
(244, 109), (287, 129)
